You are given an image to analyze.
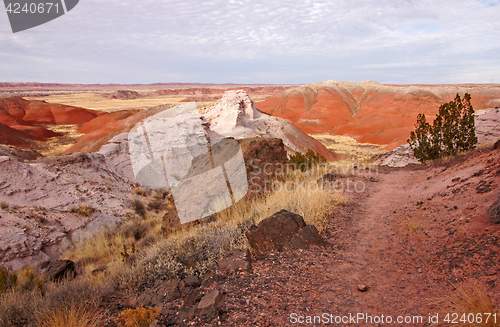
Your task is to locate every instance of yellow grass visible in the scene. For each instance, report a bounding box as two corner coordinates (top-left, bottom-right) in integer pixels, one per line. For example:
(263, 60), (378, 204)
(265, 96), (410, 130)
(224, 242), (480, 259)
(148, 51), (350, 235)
(217, 169), (347, 232)
(436, 280), (499, 327)
(27, 93), (180, 112)
(311, 134), (383, 161)
(36, 304), (103, 327)
(405, 216), (419, 232)
(31, 125), (85, 157)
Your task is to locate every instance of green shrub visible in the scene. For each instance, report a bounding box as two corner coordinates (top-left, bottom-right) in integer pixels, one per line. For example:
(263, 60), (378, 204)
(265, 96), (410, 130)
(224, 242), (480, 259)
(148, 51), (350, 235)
(408, 93), (478, 163)
(290, 149), (327, 172)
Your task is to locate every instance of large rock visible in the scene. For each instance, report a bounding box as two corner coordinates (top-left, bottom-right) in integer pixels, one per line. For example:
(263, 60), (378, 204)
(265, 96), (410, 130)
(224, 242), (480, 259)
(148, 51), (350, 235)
(245, 210), (325, 256)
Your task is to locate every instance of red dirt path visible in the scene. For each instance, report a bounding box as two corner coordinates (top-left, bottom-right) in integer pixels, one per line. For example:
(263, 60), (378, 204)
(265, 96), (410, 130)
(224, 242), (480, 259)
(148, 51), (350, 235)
(214, 148), (500, 326)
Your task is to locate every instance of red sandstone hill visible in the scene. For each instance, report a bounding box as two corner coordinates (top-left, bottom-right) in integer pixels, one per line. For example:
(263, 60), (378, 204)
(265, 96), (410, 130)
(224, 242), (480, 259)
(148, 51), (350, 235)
(256, 81), (500, 150)
(0, 97), (102, 147)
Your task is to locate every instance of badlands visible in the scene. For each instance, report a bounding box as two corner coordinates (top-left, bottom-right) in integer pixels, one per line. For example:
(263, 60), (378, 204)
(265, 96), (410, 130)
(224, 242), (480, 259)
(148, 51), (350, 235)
(0, 81), (499, 326)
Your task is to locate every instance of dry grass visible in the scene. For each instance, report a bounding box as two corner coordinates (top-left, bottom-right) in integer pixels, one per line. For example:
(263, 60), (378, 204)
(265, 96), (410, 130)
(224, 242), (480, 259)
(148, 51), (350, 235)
(115, 305), (160, 327)
(33, 125), (85, 157)
(311, 134), (383, 160)
(0, 278), (111, 327)
(36, 304), (103, 327)
(405, 216), (419, 232)
(64, 215), (162, 283)
(61, 165), (347, 313)
(26, 93), (180, 112)
(436, 280), (499, 327)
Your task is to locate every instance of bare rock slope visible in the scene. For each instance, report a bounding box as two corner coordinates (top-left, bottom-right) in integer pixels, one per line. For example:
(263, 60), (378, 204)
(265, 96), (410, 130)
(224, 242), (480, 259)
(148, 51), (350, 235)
(0, 151), (135, 270)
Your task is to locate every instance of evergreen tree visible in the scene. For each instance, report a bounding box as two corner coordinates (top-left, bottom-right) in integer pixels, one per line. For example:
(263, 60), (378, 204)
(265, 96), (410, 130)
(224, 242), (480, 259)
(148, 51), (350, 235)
(408, 93), (477, 163)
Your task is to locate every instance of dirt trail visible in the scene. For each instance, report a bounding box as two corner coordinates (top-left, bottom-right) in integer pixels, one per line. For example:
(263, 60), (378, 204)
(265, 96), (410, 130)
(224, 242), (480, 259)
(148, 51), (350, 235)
(218, 149), (500, 326)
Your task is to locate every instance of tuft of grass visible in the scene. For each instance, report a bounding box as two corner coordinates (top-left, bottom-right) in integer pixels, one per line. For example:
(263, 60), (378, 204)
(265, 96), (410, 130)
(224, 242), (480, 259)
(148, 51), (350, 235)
(130, 199), (146, 218)
(147, 199), (163, 211)
(69, 204), (95, 217)
(436, 280), (499, 327)
(0, 202), (9, 210)
(36, 304), (103, 327)
(115, 305), (160, 327)
(405, 217), (419, 232)
(0, 278), (110, 327)
(133, 187), (147, 197)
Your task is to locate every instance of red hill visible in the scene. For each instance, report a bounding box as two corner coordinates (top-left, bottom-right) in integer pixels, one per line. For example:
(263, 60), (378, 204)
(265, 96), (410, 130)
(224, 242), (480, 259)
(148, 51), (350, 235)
(0, 97), (101, 148)
(256, 81), (500, 150)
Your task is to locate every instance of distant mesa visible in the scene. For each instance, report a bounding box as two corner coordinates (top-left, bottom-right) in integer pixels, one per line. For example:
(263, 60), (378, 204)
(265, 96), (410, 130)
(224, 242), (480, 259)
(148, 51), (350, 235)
(256, 81), (500, 150)
(153, 86), (290, 96)
(102, 90), (141, 100)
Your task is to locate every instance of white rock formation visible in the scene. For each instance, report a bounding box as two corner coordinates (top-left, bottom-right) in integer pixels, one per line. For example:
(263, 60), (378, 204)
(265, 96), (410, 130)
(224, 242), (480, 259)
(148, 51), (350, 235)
(203, 90), (336, 160)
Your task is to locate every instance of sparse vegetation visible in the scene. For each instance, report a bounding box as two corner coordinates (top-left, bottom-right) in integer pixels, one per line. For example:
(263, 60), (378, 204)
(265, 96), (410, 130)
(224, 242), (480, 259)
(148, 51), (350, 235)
(290, 149), (327, 172)
(437, 280), (499, 327)
(147, 198), (163, 211)
(133, 187), (147, 197)
(36, 303), (103, 327)
(405, 217), (419, 232)
(131, 199), (146, 218)
(0, 277), (110, 327)
(115, 305), (160, 327)
(408, 93), (478, 163)
(0, 202), (9, 210)
(70, 204), (95, 217)
(0, 150), (349, 326)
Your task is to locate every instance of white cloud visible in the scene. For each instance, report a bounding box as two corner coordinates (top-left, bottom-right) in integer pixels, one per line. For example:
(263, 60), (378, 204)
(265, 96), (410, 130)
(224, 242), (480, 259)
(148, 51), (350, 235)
(0, 0), (499, 83)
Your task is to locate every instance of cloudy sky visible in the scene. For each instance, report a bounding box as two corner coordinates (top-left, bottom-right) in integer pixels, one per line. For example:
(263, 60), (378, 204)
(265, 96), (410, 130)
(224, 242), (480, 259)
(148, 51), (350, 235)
(0, 0), (499, 84)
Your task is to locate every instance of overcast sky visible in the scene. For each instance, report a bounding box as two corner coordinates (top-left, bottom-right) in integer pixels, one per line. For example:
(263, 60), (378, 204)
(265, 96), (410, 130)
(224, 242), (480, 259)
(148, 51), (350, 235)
(0, 0), (499, 84)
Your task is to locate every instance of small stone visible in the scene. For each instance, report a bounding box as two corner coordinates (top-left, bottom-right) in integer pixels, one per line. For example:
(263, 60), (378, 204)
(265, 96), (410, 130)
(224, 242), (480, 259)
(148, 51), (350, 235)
(357, 284), (369, 292)
(182, 275), (201, 288)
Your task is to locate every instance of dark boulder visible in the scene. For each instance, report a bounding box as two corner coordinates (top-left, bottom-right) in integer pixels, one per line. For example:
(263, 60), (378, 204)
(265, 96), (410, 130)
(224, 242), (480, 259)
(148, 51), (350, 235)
(245, 209), (325, 256)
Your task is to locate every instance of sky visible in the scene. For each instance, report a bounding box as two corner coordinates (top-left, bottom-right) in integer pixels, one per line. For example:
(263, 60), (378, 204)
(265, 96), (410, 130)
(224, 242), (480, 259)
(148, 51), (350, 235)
(0, 0), (499, 84)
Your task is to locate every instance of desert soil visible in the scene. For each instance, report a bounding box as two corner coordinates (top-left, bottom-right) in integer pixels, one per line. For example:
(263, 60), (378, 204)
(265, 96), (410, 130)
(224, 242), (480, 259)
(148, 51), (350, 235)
(198, 148), (499, 326)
